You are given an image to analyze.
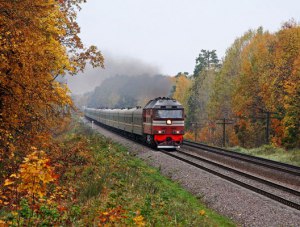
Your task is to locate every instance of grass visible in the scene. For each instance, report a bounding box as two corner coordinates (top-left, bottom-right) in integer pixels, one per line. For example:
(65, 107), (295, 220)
(60, 121), (235, 226)
(230, 144), (300, 167)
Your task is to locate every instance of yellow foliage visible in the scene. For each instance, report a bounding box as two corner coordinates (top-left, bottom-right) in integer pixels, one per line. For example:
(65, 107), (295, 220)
(3, 179), (14, 187)
(184, 131), (195, 141)
(133, 215), (146, 226)
(0, 148), (58, 212)
(0, 219), (8, 226)
(199, 209), (206, 216)
(17, 150), (56, 200)
(98, 206), (127, 225)
(171, 74), (192, 112)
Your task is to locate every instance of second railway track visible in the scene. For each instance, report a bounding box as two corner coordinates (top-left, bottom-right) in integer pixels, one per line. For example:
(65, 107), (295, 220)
(161, 149), (300, 211)
(183, 140), (300, 177)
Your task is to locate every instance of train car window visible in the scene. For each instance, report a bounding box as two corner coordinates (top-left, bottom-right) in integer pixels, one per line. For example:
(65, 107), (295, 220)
(155, 110), (183, 119)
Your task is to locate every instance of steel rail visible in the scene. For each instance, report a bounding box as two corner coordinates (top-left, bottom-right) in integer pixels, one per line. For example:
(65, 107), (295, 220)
(161, 150), (300, 211)
(183, 140), (300, 176)
(177, 149), (300, 196)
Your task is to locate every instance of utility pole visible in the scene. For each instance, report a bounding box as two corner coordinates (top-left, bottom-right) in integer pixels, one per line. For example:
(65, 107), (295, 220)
(192, 122), (199, 142)
(216, 118), (233, 147)
(262, 111), (276, 144)
(191, 122), (204, 142)
(266, 111), (270, 144)
(194, 122), (198, 142)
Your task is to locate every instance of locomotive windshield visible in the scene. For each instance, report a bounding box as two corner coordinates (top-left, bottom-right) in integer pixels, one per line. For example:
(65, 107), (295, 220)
(155, 109), (183, 119)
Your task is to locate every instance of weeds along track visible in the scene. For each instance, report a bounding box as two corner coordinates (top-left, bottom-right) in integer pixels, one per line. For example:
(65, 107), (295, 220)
(183, 140), (300, 177)
(160, 149), (300, 211)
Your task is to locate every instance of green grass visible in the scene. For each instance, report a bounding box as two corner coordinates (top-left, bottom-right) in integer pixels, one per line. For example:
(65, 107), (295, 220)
(66, 122), (235, 226)
(230, 144), (300, 166)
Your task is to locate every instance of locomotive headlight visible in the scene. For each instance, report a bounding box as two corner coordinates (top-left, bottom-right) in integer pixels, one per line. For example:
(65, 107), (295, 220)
(166, 119), (172, 125)
(154, 130), (165, 134)
(173, 130), (184, 134)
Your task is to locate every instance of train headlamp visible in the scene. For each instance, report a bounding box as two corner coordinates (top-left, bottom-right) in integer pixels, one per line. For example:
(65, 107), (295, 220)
(166, 119), (172, 125)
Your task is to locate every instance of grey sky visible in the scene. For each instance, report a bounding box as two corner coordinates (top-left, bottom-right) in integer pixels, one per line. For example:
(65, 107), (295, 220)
(77, 0), (299, 76)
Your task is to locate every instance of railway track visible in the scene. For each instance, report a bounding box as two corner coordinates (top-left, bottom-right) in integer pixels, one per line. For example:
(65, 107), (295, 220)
(183, 140), (300, 177)
(85, 118), (300, 211)
(161, 149), (300, 211)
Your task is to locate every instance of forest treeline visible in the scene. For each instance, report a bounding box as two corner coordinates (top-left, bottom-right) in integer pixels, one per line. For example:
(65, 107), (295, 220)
(171, 21), (300, 149)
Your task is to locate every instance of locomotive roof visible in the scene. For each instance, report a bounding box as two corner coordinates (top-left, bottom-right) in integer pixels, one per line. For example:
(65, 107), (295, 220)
(144, 97), (183, 109)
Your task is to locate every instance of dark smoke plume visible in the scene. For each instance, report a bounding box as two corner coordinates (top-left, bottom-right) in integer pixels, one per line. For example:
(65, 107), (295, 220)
(66, 53), (161, 95)
(84, 74), (172, 108)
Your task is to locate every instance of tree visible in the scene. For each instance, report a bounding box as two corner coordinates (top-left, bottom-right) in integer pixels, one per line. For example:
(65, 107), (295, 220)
(208, 30), (255, 120)
(274, 21), (300, 148)
(0, 0), (104, 179)
(171, 73), (192, 114)
(193, 49), (220, 76)
(186, 50), (220, 129)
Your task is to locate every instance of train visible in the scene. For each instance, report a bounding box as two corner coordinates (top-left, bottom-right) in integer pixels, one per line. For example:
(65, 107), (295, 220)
(84, 97), (185, 149)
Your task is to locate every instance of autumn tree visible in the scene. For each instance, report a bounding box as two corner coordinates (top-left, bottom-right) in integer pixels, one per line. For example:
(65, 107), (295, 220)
(268, 21), (300, 147)
(0, 0), (104, 180)
(170, 73), (192, 114)
(206, 30), (256, 146)
(209, 30), (255, 120)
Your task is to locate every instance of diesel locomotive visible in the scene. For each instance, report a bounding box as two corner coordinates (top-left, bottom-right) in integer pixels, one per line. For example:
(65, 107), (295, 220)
(84, 97), (185, 149)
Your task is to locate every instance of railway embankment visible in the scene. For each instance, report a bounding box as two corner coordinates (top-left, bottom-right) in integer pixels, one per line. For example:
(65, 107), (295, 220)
(45, 121), (235, 225)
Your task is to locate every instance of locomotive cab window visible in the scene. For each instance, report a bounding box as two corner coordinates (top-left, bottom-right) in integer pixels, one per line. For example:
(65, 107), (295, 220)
(155, 109), (183, 119)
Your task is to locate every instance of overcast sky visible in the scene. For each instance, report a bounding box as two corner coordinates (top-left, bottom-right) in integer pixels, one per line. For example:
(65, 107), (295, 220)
(76, 0), (299, 76)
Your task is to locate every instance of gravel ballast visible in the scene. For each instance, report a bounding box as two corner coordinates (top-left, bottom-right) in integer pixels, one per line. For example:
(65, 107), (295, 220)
(83, 118), (300, 227)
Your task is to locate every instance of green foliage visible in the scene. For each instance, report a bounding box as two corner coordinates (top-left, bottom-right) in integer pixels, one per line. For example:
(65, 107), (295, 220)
(230, 145), (300, 166)
(19, 199), (31, 219)
(194, 49), (221, 76)
(187, 53), (220, 129)
(141, 195), (153, 218)
(39, 205), (60, 225)
(81, 178), (105, 199)
(1, 199), (61, 226)
(69, 205), (82, 222)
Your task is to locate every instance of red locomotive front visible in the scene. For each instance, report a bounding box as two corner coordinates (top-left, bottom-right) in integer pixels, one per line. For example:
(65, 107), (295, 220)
(143, 97), (184, 148)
